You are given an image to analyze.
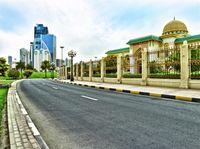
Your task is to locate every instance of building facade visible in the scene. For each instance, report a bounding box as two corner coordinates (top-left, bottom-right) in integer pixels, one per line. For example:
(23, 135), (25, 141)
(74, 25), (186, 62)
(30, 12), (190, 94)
(106, 18), (200, 74)
(20, 48), (30, 65)
(8, 56), (12, 69)
(32, 24), (56, 71)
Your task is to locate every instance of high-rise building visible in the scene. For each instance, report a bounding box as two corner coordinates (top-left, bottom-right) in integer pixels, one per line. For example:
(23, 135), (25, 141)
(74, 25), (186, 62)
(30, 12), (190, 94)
(34, 24), (48, 38)
(41, 34), (56, 63)
(20, 48), (30, 65)
(8, 56), (12, 68)
(32, 24), (56, 71)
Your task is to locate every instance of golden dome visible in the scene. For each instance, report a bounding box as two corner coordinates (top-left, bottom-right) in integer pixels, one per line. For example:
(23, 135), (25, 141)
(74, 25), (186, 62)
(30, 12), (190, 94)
(162, 19), (188, 36)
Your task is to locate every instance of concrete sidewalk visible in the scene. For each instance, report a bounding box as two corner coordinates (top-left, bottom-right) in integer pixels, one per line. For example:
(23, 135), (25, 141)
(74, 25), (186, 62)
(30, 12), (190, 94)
(7, 81), (46, 149)
(56, 79), (200, 103)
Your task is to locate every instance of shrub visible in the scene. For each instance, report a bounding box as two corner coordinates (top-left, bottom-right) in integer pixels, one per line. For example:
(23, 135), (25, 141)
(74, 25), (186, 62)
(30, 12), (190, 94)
(7, 69), (20, 79)
(23, 70), (33, 78)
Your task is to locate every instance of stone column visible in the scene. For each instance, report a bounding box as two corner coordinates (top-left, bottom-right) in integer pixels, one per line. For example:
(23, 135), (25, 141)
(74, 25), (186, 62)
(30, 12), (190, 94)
(117, 54), (122, 83)
(180, 41), (189, 88)
(89, 60), (93, 82)
(141, 48), (148, 86)
(76, 63), (79, 80)
(101, 58), (105, 82)
(80, 61), (83, 81)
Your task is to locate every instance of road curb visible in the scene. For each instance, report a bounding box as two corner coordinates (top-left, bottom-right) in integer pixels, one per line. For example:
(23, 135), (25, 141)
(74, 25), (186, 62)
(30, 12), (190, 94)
(55, 80), (200, 103)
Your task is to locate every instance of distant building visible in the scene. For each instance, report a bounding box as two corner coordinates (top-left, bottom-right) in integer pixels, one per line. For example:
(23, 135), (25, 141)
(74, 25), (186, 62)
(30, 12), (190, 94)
(32, 24), (56, 71)
(8, 56), (12, 68)
(65, 58), (71, 67)
(34, 49), (50, 71)
(41, 34), (56, 63)
(20, 48), (30, 65)
(56, 59), (62, 67)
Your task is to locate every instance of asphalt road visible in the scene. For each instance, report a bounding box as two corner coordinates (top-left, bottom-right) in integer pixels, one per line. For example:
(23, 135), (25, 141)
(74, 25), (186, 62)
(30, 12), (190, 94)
(17, 79), (200, 149)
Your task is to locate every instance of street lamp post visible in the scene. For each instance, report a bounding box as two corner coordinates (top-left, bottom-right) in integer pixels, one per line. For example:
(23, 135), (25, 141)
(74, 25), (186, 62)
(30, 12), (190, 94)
(60, 46), (64, 66)
(68, 49), (76, 81)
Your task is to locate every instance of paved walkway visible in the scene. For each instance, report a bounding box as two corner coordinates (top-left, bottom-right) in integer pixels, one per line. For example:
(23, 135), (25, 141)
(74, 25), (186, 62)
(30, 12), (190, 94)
(56, 79), (200, 103)
(7, 81), (41, 149)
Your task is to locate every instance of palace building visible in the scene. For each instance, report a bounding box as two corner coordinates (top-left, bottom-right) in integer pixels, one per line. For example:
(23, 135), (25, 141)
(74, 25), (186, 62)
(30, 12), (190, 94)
(106, 18), (200, 74)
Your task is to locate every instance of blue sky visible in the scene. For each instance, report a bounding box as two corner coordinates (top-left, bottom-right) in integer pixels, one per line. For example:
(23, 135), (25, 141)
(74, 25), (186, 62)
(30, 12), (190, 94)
(0, 0), (200, 62)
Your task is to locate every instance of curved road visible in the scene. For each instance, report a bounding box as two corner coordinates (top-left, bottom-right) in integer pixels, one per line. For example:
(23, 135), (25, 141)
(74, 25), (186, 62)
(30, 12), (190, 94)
(17, 79), (200, 149)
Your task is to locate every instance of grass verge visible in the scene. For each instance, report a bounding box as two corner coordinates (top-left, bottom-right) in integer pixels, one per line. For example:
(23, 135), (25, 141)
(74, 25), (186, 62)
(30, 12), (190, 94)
(0, 88), (8, 130)
(29, 72), (57, 78)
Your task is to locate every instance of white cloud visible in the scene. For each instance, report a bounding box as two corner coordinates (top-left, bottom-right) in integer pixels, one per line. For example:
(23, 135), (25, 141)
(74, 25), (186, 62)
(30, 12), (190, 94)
(0, 0), (200, 63)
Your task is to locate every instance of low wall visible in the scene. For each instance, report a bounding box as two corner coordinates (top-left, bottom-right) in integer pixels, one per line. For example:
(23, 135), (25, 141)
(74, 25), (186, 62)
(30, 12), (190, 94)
(73, 76), (200, 89)
(92, 77), (102, 82)
(122, 78), (142, 85)
(189, 80), (200, 89)
(147, 78), (180, 88)
(104, 78), (119, 84)
(82, 77), (89, 81)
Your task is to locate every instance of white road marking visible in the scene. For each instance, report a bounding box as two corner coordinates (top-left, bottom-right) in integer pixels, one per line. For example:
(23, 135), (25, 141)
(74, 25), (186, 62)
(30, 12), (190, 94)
(81, 95), (98, 101)
(52, 86), (58, 90)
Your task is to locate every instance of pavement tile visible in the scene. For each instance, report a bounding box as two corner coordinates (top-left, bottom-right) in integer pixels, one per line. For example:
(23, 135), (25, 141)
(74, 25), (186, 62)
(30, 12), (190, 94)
(7, 82), (41, 149)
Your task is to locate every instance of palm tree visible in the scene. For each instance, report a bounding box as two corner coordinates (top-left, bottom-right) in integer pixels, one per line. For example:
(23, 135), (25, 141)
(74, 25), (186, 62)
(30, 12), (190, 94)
(41, 60), (50, 78)
(16, 61), (25, 78)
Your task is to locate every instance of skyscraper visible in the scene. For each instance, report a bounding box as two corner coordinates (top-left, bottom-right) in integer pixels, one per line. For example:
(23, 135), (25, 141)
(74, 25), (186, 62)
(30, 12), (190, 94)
(8, 56), (12, 69)
(32, 24), (56, 71)
(20, 48), (30, 65)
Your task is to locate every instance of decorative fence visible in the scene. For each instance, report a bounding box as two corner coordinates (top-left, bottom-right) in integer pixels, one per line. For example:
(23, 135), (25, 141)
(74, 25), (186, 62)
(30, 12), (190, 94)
(122, 55), (142, 78)
(92, 60), (101, 77)
(105, 55), (117, 78)
(59, 42), (200, 89)
(189, 45), (200, 79)
(83, 62), (89, 77)
(148, 47), (181, 79)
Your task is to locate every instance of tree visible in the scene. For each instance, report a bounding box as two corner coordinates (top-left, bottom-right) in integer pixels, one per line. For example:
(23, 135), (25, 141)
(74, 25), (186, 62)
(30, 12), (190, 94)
(41, 60), (50, 78)
(104, 55), (117, 73)
(26, 64), (33, 70)
(7, 69), (20, 79)
(16, 61), (25, 78)
(49, 62), (56, 79)
(0, 57), (9, 76)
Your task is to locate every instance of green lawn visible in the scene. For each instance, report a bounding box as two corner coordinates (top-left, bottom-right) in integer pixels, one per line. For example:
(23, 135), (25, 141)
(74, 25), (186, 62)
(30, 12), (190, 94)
(0, 80), (14, 85)
(0, 89), (8, 130)
(29, 72), (57, 79)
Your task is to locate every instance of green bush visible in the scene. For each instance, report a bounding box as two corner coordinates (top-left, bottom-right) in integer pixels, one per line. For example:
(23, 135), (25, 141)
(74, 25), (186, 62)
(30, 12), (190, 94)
(23, 70), (33, 78)
(7, 69), (20, 79)
(93, 73), (101, 77)
(123, 73), (142, 78)
(105, 73), (117, 78)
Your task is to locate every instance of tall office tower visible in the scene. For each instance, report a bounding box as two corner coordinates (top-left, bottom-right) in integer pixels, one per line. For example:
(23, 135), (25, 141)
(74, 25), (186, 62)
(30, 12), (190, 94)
(30, 42), (34, 65)
(8, 56), (12, 69)
(41, 34), (56, 63)
(20, 48), (30, 65)
(32, 24), (56, 71)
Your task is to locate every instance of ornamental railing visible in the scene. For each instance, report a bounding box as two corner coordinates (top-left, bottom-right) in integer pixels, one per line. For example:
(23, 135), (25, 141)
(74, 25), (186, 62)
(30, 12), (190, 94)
(92, 60), (101, 77)
(189, 45), (200, 79)
(122, 55), (142, 78)
(147, 47), (181, 79)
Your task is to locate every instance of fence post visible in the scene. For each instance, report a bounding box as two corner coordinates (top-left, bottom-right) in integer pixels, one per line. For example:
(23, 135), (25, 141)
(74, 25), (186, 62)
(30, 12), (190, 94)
(141, 48), (148, 86)
(180, 41), (189, 88)
(117, 54), (122, 83)
(76, 63), (79, 80)
(101, 58), (105, 82)
(80, 61), (83, 81)
(89, 60), (93, 82)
